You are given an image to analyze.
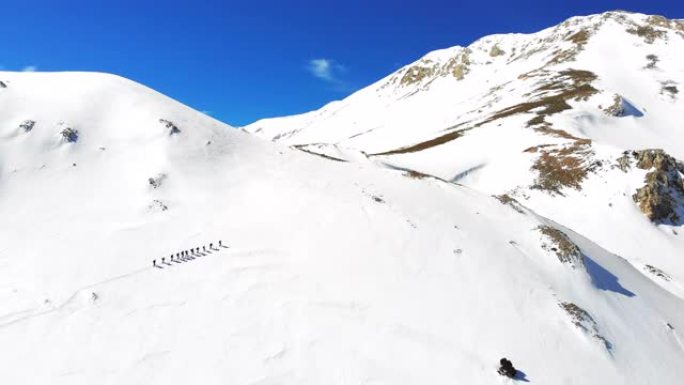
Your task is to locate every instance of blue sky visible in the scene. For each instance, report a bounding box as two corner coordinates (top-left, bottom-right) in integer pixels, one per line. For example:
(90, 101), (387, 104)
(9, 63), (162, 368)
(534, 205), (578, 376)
(1, 0), (681, 126)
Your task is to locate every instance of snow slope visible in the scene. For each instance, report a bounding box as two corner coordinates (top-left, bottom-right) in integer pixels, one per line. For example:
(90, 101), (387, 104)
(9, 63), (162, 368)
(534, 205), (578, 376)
(1, 14), (684, 383)
(246, 11), (684, 301)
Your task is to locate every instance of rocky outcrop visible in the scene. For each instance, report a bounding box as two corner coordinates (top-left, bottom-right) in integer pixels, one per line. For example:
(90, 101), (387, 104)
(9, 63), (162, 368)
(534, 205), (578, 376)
(148, 199), (168, 212)
(660, 81), (679, 99)
(559, 302), (611, 350)
(604, 95), (625, 116)
(393, 49), (472, 87)
(644, 264), (671, 281)
(61, 127), (79, 143)
(602, 94), (643, 117)
(618, 149), (684, 224)
(19, 120), (35, 132)
(159, 119), (181, 135)
(538, 225), (584, 267)
(148, 173), (168, 189)
(495, 194), (526, 214)
(489, 44), (505, 57)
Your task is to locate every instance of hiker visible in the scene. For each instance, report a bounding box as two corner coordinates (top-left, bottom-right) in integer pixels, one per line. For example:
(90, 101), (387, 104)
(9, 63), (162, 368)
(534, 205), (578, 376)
(219, 240), (222, 247)
(210, 243), (213, 249)
(170, 254), (174, 261)
(153, 259), (157, 267)
(162, 257), (165, 264)
(203, 246), (206, 252)
(497, 358), (517, 378)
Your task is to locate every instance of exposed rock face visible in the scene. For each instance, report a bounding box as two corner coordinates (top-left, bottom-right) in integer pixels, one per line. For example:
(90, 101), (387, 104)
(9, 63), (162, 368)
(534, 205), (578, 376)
(393, 49), (472, 87)
(559, 302), (611, 350)
(644, 264), (671, 281)
(495, 194), (525, 214)
(618, 149), (684, 224)
(61, 127), (79, 143)
(538, 225), (584, 267)
(645, 54), (659, 69)
(660, 81), (679, 98)
(604, 95), (625, 116)
(159, 119), (181, 135)
(602, 94), (643, 117)
(19, 120), (35, 132)
(148, 199), (169, 212)
(489, 44), (505, 57)
(148, 173), (168, 189)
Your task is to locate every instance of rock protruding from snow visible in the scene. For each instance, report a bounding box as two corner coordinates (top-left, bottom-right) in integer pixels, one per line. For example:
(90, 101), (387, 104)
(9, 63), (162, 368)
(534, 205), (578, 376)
(19, 120), (35, 132)
(538, 225), (584, 267)
(159, 118), (181, 135)
(603, 95), (643, 117)
(148, 174), (168, 189)
(559, 302), (611, 351)
(619, 149), (684, 224)
(60, 127), (79, 143)
(644, 264), (671, 281)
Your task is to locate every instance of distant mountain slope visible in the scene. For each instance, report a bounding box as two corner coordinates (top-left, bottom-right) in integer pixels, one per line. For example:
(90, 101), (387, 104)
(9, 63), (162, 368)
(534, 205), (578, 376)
(245, 11), (684, 299)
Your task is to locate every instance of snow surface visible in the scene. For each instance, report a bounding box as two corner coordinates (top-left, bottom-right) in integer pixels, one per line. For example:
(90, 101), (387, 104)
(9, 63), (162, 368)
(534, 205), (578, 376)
(1, 10), (684, 385)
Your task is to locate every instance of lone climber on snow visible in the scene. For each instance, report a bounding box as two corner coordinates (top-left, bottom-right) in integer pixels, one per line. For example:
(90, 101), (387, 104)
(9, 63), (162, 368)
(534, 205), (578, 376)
(497, 358), (517, 378)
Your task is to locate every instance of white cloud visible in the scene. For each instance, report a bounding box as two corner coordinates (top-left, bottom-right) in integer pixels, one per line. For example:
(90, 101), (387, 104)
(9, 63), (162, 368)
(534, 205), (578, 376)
(307, 58), (347, 82)
(22, 65), (37, 72)
(306, 58), (355, 93)
(308, 58), (334, 81)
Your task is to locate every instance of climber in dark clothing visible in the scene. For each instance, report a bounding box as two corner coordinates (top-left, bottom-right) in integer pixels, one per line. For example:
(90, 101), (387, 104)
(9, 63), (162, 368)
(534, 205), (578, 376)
(219, 240), (222, 247)
(210, 243), (213, 249)
(203, 246), (206, 252)
(153, 259), (157, 267)
(497, 358), (517, 378)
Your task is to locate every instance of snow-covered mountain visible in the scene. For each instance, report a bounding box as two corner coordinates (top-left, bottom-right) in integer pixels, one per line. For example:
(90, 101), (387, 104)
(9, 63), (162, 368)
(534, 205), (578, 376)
(246, 10), (684, 298)
(1, 10), (683, 385)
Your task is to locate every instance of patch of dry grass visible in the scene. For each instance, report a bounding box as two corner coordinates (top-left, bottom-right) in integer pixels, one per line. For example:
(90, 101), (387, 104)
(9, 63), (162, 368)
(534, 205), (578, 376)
(530, 140), (595, 194)
(482, 69), (598, 128)
(371, 128), (471, 156)
(627, 25), (666, 43)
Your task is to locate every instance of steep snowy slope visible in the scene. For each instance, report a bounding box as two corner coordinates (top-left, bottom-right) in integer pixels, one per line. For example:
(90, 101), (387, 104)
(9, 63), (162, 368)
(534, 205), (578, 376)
(245, 11), (684, 299)
(1, 70), (684, 383)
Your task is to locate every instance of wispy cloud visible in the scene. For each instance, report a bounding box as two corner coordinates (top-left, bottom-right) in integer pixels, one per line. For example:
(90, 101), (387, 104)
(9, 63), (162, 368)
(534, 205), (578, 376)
(306, 58), (353, 91)
(22, 65), (37, 72)
(308, 59), (338, 81)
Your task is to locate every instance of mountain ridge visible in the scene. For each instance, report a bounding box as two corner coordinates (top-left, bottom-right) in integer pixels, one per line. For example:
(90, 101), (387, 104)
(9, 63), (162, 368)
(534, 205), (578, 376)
(244, 10), (684, 300)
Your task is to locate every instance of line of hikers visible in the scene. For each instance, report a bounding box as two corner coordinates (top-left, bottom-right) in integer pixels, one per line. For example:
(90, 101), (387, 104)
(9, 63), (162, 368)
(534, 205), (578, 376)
(153, 240), (224, 268)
